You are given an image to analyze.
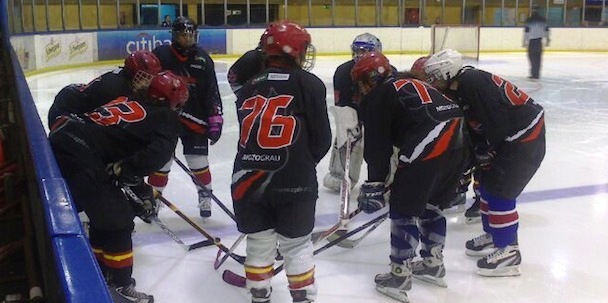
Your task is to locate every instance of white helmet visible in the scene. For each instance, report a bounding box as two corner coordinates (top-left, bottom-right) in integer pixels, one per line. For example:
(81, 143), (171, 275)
(351, 33), (382, 60)
(424, 49), (464, 82)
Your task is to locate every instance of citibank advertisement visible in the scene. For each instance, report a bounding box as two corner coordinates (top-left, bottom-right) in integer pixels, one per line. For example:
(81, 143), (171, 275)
(97, 29), (226, 61)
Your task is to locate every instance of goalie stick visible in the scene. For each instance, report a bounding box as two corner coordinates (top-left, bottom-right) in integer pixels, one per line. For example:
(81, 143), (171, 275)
(155, 193), (246, 265)
(122, 186), (214, 251)
(172, 156), (236, 221)
(222, 211), (389, 288)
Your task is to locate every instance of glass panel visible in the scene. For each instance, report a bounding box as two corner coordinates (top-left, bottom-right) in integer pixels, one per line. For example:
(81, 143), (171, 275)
(547, 0), (565, 26)
(118, 0), (139, 28)
(358, 0), (378, 26)
(463, 0), (481, 25)
(380, 0), (400, 26)
(565, 0), (583, 26)
(63, 0), (80, 30)
(444, 0), (463, 24)
(32, 0), (48, 31)
(21, 0), (35, 32)
(81, 0), (100, 30)
(403, 0), (422, 26)
(334, 0), (355, 26)
(424, 0), (442, 25)
(311, 0), (333, 26)
(99, 0), (118, 29)
(250, 0), (271, 25)
(139, 0), (161, 26)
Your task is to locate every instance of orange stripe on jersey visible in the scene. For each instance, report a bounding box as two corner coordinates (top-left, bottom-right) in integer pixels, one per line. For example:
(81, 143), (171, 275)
(520, 116), (544, 143)
(423, 118), (460, 161)
(232, 171), (266, 201)
(101, 250), (134, 269)
(245, 264), (274, 281)
(287, 267), (315, 289)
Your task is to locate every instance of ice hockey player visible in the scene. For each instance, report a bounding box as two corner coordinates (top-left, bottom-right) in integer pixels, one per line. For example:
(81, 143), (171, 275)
(47, 50), (162, 129)
(424, 49), (546, 276)
(231, 21), (331, 303)
(227, 42), (264, 95)
(49, 71), (188, 303)
(353, 52), (468, 302)
(148, 16), (224, 218)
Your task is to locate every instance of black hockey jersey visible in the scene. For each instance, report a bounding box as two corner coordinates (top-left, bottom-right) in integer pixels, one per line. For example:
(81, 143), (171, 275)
(232, 67), (332, 202)
(47, 69), (133, 128)
(360, 77), (465, 182)
(333, 59), (398, 111)
(227, 48), (264, 95)
(153, 45), (223, 125)
(454, 68), (545, 146)
(52, 96), (180, 177)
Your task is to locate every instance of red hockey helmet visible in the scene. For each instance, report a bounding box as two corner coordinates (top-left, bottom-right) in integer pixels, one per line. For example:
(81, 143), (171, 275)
(351, 52), (392, 85)
(410, 56), (430, 80)
(124, 50), (163, 91)
(261, 21), (316, 71)
(147, 71), (189, 111)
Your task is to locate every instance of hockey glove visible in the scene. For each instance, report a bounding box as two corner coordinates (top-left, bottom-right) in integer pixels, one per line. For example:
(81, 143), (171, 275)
(106, 161), (142, 187)
(357, 182), (386, 214)
(474, 144), (496, 170)
(208, 115), (223, 145)
(126, 183), (158, 224)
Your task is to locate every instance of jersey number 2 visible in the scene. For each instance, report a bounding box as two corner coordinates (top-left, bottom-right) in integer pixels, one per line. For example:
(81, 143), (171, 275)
(239, 95), (296, 149)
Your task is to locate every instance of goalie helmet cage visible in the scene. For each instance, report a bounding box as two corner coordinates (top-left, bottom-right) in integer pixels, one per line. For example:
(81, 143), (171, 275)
(431, 24), (481, 62)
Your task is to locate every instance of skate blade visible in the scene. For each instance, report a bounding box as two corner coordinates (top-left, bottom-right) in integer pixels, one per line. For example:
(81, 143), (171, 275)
(477, 265), (521, 277)
(375, 286), (410, 303)
(413, 275), (448, 288)
(442, 204), (465, 215)
(465, 216), (481, 224)
(465, 248), (496, 257)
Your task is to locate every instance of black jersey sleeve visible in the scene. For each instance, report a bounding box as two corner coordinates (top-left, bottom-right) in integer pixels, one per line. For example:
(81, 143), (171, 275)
(198, 50), (223, 116)
(227, 48), (264, 94)
(300, 72), (332, 164)
(332, 60), (358, 108)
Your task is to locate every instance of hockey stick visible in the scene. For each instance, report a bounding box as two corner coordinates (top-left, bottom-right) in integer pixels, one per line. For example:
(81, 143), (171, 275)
(214, 233), (246, 270)
(155, 193), (246, 264)
(324, 212), (387, 249)
(313, 131), (360, 246)
(172, 156), (236, 221)
(122, 186), (213, 251)
(222, 211), (389, 288)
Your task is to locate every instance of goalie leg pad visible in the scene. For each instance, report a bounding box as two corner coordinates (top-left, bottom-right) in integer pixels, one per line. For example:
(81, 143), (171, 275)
(330, 106), (360, 147)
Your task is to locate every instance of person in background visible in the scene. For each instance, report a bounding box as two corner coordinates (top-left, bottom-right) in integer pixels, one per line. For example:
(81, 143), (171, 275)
(353, 52), (467, 302)
(523, 7), (550, 80)
(49, 71), (188, 303)
(424, 49), (545, 277)
(149, 16), (224, 218)
(161, 15), (172, 27)
(232, 21), (331, 303)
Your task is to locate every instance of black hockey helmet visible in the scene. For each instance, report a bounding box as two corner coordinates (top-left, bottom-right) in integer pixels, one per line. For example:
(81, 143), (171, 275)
(171, 16), (199, 55)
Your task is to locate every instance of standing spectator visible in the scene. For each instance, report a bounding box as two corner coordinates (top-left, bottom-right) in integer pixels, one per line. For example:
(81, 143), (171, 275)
(161, 15), (172, 27)
(524, 7), (550, 80)
(232, 21), (331, 303)
(353, 52), (467, 302)
(49, 71), (188, 303)
(424, 49), (546, 277)
(148, 16), (224, 218)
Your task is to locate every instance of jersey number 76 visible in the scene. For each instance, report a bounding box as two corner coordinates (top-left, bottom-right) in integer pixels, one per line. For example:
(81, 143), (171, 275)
(239, 94), (296, 149)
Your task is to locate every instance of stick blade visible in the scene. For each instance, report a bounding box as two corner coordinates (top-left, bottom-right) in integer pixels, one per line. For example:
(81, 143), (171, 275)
(222, 270), (246, 288)
(187, 238), (216, 251)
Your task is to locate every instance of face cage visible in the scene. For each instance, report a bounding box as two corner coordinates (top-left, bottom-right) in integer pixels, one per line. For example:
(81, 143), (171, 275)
(173, 31), (199, 49)
(301, 44), (316, 72)
(132, 70), (154, 91)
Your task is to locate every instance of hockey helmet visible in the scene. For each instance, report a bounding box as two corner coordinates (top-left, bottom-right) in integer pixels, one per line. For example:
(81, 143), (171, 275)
(409, 56), (430, 80)
(424, 49), (464, 83)
(171, 16), (199, 54)
(351, 52), (392, 94)
(147, 71), (189, 111)
(351, 33), (382, 61)
(261, 21), (316, 71)
(124, 50), (162, 91)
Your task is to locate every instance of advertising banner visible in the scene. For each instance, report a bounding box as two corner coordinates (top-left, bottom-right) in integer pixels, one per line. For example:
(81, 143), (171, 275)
(34, 33), (95, 70)
(97, 29), (226, 61)
(10, 35), (36, 71)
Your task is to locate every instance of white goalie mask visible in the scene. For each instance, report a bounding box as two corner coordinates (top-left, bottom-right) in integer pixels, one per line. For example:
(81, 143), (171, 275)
(424, 49), (464, 83)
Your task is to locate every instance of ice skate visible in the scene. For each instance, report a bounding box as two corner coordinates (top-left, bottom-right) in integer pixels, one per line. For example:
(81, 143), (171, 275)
(322, 172), (342, 192)
(412, 257), (448, 287)
(477, 244), (521, 277)
(465, 233), (496, 256)
(464, 196), (481, 224)
(198, 189), (212, 218)
(250, 287), (271, 303)
(442, 192), (466, 214)
(374, 262), (411, 303)
(109, 281), (154, 303)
